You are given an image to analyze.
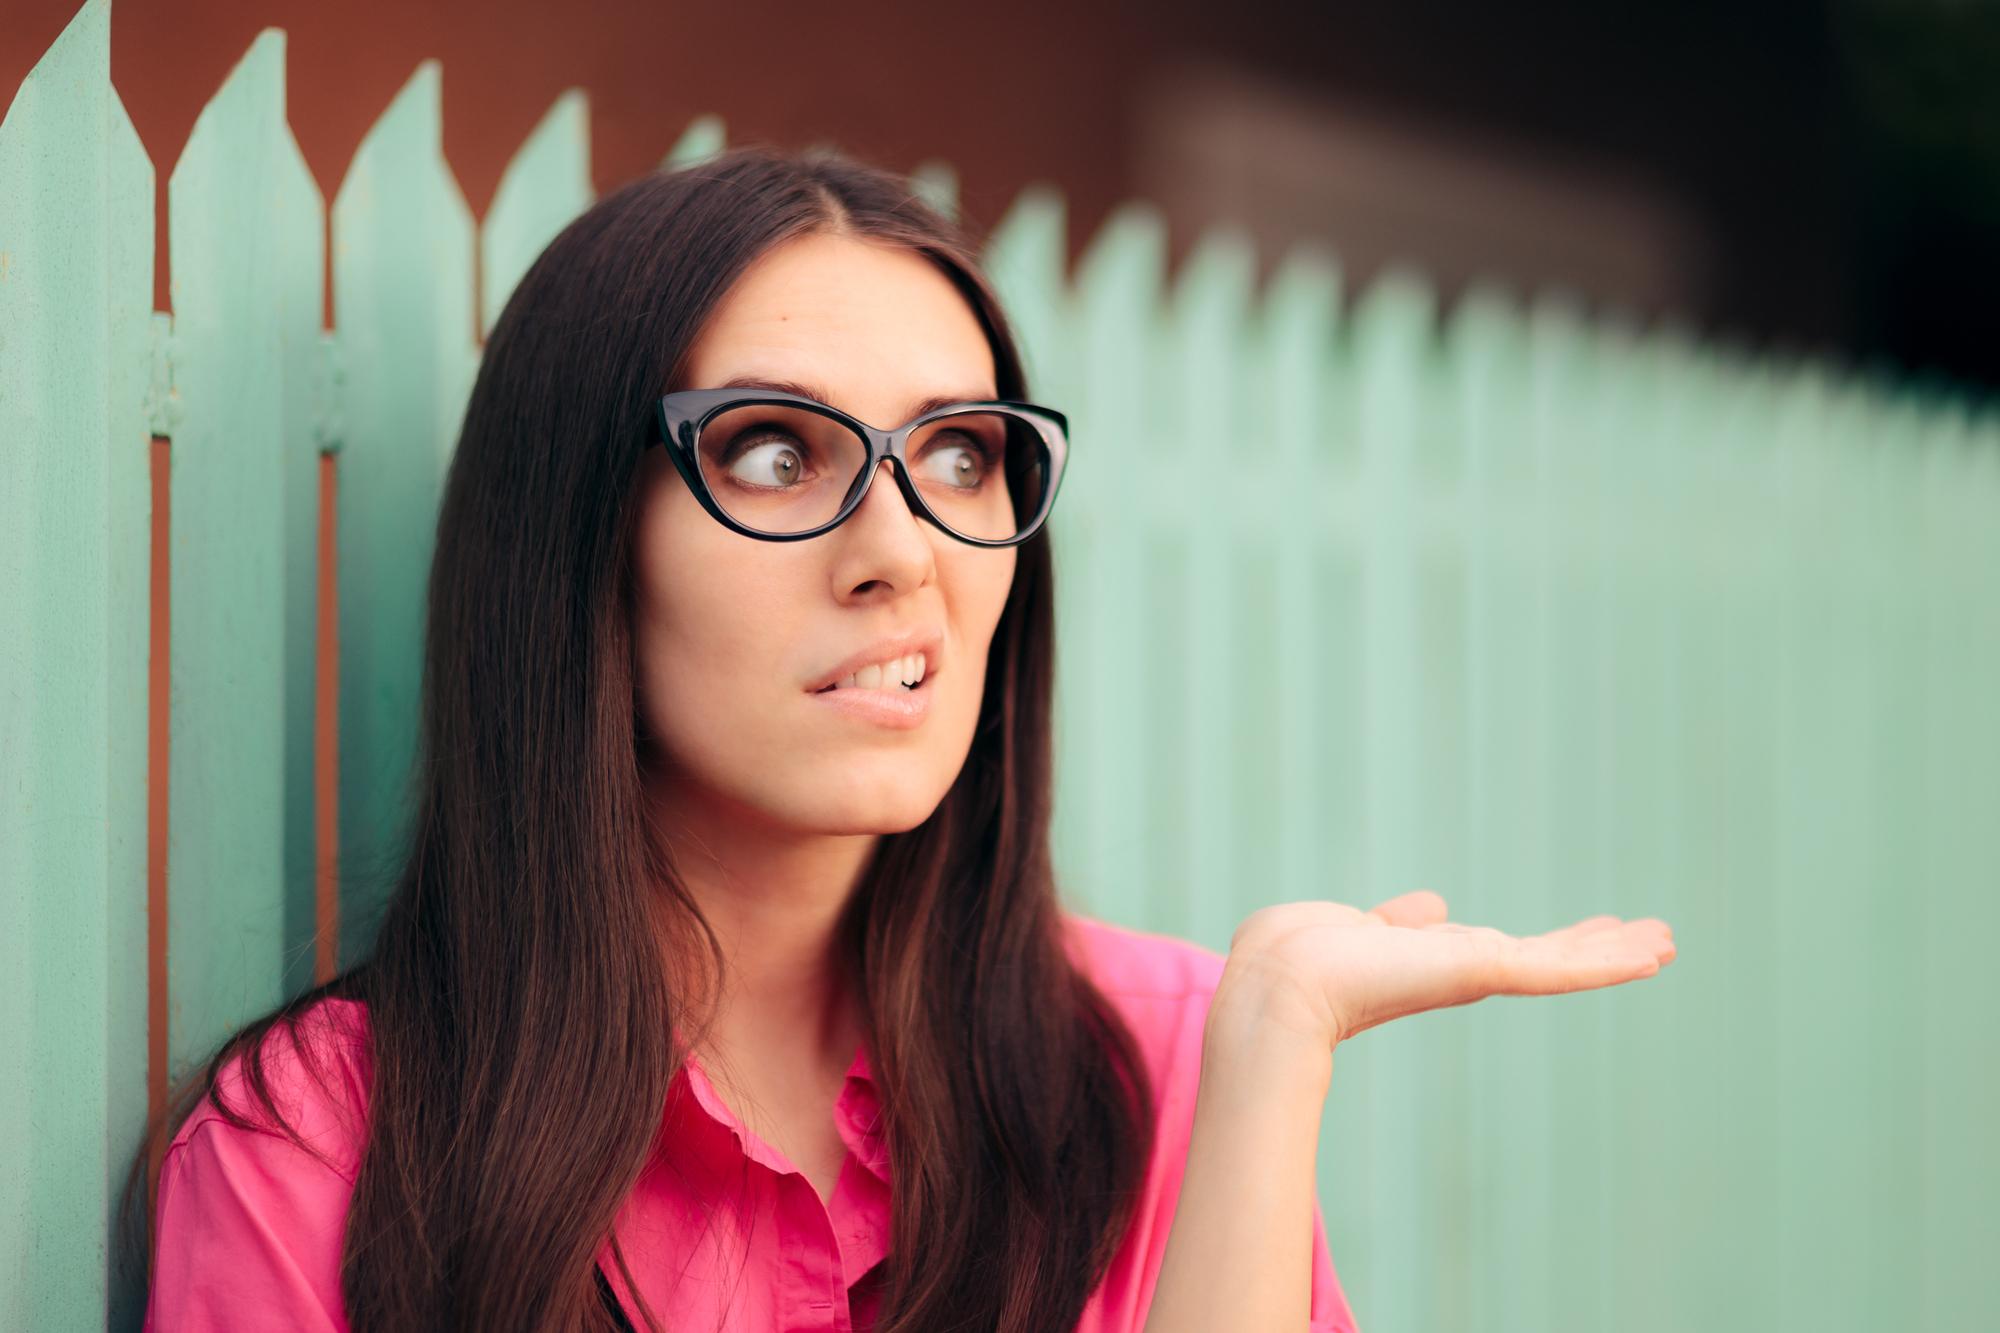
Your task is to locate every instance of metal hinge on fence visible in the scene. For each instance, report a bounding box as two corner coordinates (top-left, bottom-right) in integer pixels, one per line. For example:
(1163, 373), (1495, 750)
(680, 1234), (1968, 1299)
(143, 318), (345, 451)
(313, 332), (345, 455)
(144, 311), (182, 437)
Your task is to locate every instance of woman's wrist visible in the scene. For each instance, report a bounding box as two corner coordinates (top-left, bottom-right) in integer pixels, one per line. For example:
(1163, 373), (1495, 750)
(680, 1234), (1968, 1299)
(1152, 961), (1333, 1333)
(1203, 955), (1338, 1099)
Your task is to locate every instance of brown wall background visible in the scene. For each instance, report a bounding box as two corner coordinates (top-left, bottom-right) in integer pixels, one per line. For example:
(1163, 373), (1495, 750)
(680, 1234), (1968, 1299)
(8, 0), (1998, 389)
(7, 0), (1167, 315)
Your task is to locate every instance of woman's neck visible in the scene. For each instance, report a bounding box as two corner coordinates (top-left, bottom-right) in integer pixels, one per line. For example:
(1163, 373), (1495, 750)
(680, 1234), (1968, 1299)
(650, 774), (875, 1197)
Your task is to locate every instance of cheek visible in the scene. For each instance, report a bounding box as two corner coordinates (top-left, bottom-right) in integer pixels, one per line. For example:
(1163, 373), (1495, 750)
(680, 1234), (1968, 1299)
(631, 486), (798, 758)
(939, 544), (1018, 681)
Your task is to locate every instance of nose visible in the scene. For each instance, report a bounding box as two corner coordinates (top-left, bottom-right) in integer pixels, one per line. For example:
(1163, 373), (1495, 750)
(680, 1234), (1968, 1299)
(828, 460), (935, 603)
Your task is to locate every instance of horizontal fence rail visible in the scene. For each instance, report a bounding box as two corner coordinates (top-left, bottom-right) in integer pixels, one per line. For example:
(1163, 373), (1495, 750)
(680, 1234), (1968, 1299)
(3, 2), (1997, 1328)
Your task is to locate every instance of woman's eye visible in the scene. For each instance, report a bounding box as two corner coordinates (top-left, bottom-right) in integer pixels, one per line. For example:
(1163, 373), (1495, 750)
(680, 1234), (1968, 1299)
(726, 436), (809, 488)
(917, 437), (986, 489)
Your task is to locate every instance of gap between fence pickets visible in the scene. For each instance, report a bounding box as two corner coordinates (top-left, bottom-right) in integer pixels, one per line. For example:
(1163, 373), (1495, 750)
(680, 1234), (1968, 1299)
(144, 313), (177, 1174)
(146, 429), (172, 1211)
(313, 331), (344, 985)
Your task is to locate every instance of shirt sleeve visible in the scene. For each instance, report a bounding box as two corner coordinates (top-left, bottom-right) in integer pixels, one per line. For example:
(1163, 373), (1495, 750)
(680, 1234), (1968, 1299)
(145, 1117), (354, 1333)
(1309, 1201), (1359, 1332)
(1063, 918), (1362, 1333)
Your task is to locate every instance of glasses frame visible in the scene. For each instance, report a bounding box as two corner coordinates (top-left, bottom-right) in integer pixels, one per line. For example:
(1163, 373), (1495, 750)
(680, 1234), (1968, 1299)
(653, 389), (1069, 547)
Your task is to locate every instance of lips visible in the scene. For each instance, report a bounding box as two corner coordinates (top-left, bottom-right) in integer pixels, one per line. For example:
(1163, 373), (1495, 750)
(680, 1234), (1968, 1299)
(807, 633), (942, 730)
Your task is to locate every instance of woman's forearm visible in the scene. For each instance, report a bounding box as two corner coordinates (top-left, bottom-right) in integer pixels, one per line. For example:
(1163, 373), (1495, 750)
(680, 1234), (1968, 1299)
(1144, 972), (1335, 1333)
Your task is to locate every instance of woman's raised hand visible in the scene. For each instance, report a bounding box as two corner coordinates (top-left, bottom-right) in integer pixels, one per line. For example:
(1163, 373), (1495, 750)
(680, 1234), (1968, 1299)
(1147, 896), (1673, 1333)
(1217, 892), (1676, 1052)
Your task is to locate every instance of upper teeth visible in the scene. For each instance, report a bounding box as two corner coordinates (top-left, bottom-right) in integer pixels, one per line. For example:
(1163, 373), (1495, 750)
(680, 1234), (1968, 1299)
(835, 653), (927, 691)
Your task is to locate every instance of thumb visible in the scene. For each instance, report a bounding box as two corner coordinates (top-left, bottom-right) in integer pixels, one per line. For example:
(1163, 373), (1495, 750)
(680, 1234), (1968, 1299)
(1367, 890), (1448, 929)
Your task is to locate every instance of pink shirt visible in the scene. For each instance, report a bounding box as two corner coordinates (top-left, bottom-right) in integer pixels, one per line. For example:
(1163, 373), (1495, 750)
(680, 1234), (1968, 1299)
(147, 918), (1356, 1332)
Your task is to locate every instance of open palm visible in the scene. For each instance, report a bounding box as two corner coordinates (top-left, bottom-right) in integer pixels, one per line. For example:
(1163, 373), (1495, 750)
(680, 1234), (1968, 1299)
(1225, 892), (1676, 1048)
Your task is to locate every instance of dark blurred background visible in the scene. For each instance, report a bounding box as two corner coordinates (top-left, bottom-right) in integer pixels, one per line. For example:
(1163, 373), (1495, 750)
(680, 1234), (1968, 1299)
(8, 0), (1998, 392)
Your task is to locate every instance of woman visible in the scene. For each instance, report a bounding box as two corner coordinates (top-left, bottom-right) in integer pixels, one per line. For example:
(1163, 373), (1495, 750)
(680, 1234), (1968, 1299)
(145, 151), (1673, 1333)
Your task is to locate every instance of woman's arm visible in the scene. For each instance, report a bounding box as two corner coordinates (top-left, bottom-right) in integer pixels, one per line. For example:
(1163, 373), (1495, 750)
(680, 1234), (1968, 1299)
(1144, 893), (1675, 1333)
(148, 1118), (353, 1333)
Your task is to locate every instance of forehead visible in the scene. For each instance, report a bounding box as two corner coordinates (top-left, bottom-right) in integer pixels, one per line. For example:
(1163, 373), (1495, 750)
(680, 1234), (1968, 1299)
(681, 232), (998, 421)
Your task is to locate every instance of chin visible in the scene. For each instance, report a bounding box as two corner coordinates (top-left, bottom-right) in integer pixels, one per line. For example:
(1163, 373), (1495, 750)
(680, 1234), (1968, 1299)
(771, 776), (955, 838)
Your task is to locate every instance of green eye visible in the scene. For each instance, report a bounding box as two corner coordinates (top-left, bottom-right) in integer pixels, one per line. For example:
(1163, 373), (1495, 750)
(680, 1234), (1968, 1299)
(917, 437), (986, 489)
(728, 436), (809, 488)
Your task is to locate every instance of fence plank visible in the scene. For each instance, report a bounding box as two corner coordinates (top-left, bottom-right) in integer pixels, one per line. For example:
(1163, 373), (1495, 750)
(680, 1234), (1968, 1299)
(1596, 324), (1683, 1333)
(164, 27), (326, 1077)
(662, 114), (724, 171)
(1441, 284), (1530, 1333)
(908, 160), (958, 222)
(1535, 297), (1612, 1333)
(1920, 417), (2000, 1326)
(1772, 367), (1865, 1333)
(1860, 392), (1928, 1326)
(1060, 205), (1166, 926)
(1263, 249), (1342, 912)
(103, 87), (154, 1330)
(1166, 229), (1255, 951)
(983, 186), (1070, 407)
(275, 84), (327, 1005)
(480, 89), (591, 340)
(330, 61), (478, 953)
(1673, 349), (1783, 1330)
(1350, 269), (1440, 1331)
(0, 1), (153, 1326)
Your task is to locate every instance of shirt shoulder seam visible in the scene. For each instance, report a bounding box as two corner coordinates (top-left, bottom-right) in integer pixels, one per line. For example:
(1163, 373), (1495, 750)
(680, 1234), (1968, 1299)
(171, 1105), (362, 1188)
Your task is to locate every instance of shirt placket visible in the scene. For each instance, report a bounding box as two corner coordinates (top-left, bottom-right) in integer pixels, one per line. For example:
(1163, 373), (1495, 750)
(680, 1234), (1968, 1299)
(678, 1058), (881, 1333)
(776, 1169), (852, 1333)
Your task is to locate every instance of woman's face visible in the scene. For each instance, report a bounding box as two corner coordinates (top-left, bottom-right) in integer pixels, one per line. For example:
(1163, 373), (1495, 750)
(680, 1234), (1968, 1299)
(632, 232), (1017, 837)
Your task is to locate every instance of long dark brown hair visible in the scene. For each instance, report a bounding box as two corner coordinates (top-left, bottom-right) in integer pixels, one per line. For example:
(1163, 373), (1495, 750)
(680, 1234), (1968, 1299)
(157, 151), (1152, 1332)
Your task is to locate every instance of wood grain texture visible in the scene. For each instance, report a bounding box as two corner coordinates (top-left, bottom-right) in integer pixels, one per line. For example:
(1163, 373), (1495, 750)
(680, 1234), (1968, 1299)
(0, 1), (152, 1325)
(329, 59), (476, 960)
(164, 25), (324, 1080)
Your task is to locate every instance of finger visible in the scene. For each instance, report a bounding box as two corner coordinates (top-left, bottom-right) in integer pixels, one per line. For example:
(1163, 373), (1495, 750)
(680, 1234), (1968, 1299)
(1536, 915), (1626, 945)
(1528, 908), (1640, 948)
(1536, 916), (1676, 968)
(1617, 917), (1676, 964)
(1505, 917), (1677, 988)
(1575, 917), (1674, 962)
(1494, 943), (1665, 995)
(1367, 890), (1448, 929)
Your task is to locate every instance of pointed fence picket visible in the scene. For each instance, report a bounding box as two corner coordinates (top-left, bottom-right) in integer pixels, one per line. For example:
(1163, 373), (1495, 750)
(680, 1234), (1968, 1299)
(1264, 249), (1341, 910)
(0, 2), (152, 1326)
(662, 114), (725, 171)
(329, 60), (479, 956)
(1059, 203), (1165, 932)
(481, 89), (593, 341)
(5, 9), (2000, 1329)
(163, 27), (323, 1077)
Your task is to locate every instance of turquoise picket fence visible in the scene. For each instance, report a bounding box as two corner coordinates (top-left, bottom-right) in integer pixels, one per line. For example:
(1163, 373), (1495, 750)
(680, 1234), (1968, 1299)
(5, 3), (1997, 1329)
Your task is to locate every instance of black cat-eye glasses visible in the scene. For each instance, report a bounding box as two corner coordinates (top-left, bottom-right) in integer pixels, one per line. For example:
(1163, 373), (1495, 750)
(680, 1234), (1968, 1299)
(654, 389), (1068, 547)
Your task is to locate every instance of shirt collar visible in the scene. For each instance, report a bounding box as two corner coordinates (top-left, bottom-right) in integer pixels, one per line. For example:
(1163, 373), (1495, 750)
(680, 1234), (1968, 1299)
(676, 1046), (890, 1185)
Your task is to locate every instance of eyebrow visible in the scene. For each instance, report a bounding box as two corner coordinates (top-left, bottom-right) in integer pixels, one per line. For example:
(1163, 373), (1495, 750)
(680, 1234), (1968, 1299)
(715, 376), (992, 424)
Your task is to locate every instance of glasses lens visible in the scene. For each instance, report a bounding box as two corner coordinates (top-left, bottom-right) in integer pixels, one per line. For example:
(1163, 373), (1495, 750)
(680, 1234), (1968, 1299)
(904, 411), (1049, 542)
(696, 403), (869, 534)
